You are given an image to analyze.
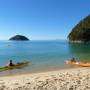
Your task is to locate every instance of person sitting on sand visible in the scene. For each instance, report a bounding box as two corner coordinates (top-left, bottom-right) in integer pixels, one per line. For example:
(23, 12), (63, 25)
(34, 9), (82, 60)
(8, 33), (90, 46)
(9, 60), (14, 66)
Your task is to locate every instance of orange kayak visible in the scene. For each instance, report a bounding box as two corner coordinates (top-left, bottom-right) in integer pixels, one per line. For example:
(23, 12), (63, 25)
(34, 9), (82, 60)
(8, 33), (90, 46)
(65, 60), (90, 67)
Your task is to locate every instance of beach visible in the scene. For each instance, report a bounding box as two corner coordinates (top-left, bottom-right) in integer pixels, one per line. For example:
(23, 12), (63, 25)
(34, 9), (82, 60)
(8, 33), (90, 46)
(0, 68), (90, 90)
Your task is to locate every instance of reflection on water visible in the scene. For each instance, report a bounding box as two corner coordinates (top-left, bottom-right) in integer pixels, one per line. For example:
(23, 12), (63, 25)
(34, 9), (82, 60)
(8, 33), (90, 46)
(68, 43), (90, 62)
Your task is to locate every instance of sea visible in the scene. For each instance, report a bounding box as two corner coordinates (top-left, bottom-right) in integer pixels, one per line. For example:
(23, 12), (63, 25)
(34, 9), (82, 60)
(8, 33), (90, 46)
(0, 40), (90, 76)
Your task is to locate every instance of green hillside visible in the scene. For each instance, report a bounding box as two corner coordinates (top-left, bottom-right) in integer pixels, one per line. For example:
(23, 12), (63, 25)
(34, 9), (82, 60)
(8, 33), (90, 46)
(68, 15), (90, 43)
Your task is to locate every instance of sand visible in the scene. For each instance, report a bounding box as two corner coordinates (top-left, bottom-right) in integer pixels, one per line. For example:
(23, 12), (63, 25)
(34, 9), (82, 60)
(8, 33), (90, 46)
(0, 68), (90, 90)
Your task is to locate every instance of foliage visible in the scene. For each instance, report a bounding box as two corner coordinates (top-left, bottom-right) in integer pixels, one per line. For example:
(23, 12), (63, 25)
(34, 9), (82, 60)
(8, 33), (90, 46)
(68, 15), (90, 42)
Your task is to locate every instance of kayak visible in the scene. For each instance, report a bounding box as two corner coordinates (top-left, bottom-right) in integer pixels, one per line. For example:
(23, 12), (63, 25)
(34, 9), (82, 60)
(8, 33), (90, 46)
(0, 61), (30, 72)
(65, 60), (90, 67)
(77, 63), (90, 67)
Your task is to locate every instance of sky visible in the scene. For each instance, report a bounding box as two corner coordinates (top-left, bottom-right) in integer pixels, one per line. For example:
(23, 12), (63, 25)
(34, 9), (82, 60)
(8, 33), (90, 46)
(0, 0), (90, 40)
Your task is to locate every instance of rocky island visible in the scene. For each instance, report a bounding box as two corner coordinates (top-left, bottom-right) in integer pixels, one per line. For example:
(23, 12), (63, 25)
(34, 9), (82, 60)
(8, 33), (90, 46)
(68, 15), (90, 43)
(9, 35), (29, 41)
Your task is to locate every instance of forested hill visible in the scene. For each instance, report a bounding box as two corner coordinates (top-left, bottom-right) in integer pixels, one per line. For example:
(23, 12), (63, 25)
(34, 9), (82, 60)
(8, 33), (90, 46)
(68, 15), (90, 43)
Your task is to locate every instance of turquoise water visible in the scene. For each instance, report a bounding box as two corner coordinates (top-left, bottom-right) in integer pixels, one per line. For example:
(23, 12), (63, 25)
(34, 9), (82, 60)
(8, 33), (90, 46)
(0, 40), (90, 76)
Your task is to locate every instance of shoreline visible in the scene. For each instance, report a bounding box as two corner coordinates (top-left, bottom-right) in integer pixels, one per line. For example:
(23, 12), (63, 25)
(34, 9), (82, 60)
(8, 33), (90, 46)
(0, 63), (71, 77)
(0, 65), (75, 77)
(0, 67), (90, 90)
(0, 67), (79, 77)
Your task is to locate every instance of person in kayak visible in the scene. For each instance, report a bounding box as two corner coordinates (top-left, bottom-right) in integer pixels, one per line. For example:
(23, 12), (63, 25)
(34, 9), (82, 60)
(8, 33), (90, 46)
(70, 57), (76, 63)
(9, 60), (14, 66)
(65, 57), (77, 64)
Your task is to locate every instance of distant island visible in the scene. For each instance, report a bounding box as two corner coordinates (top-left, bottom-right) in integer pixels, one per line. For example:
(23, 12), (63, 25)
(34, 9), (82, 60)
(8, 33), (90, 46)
(9, 35), (29, 41)
(68, 15), (90, 43)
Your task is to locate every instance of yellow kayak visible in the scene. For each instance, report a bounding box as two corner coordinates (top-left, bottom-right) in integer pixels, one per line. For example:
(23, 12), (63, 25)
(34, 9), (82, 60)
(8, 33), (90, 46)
(0, 61), (30, 72)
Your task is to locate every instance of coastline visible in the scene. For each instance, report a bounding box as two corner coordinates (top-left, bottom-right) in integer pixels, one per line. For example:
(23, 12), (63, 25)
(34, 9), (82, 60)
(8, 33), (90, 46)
(0, 67), (90, 90)
(0, 67), (79, 77)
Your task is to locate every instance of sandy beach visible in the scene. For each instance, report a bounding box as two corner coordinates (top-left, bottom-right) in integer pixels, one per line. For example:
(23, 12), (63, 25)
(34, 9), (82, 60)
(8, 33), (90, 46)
(0, 68), (90, 90)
